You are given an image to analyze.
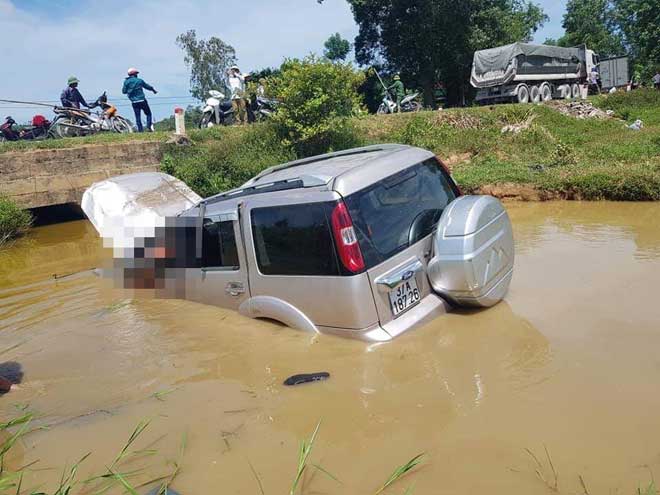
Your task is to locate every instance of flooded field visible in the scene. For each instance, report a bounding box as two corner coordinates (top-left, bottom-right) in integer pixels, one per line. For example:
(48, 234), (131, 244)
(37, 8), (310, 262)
(1, 201), (659, 494)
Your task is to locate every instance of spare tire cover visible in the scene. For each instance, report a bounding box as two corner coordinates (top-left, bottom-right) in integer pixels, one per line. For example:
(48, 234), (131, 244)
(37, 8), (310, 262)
(427, 195), (514, 307)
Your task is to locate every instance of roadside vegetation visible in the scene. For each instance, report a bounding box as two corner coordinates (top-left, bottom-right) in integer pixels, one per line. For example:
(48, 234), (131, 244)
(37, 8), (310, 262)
(162, 88), (660, 201)
(0, 196), (32, 248)
(1, 89), (658, 201)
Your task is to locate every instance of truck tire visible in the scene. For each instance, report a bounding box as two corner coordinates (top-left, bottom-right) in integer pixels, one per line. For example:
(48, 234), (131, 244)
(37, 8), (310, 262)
(571, 83), (580, 99)
(516, 85), (529, 104)
(561, 84), (572, 99)
(541, 83), (552, 102)
(530, 85), (541, 103)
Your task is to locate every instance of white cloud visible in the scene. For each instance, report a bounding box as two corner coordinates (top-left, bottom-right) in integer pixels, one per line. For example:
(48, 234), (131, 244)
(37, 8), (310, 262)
(0, 0), (567, 124)
(0, 0), (357, 122)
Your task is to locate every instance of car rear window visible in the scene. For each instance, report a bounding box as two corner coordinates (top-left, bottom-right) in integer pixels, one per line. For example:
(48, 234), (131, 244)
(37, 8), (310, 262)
(251, 202), (342, 276)
(344, 159), (457, 269)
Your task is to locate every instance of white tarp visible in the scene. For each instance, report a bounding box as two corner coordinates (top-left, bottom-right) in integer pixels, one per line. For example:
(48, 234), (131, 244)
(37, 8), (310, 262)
(81, 172), (201, 249)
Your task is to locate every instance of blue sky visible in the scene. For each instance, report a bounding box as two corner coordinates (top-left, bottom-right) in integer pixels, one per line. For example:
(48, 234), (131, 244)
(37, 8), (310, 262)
(0, 0), (566, 123)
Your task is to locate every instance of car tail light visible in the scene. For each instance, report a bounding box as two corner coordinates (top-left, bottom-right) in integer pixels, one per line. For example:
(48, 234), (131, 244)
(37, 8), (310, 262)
(331, 202), (365, 274)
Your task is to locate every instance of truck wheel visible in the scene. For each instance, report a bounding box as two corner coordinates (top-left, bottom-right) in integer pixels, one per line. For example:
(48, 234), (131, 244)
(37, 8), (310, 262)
(562, 84), (572, 99)
(571, 83), (580, 99)
(516, 85), (529, 104)
(530, 85), (541, 103)
(541, 84), (552, 101)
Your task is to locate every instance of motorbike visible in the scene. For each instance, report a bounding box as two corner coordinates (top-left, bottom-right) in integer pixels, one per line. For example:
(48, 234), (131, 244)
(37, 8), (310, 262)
(0, 115), (52, 142)
(50, 92), (134, 137)
(249, 96), (278, 122)
(376, 90), (422, 114)
(199, 90), (234, 128)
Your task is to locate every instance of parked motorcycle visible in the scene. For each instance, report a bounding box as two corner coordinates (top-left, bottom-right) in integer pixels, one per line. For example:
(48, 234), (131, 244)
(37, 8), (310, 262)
(377, 90), (422, 114)
(0, 115), (53, 142)
(199, 90), (234, 128)
(249, 96), (278, 122)
(50, 92), (134, 137)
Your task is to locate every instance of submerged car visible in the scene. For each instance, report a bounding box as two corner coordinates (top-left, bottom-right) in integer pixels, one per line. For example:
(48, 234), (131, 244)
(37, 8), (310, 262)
(82, 144), (514, 342)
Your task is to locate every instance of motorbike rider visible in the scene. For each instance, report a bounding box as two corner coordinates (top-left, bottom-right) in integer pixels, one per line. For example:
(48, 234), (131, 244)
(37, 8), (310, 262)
(122, 67), (158, 132)
(60, 76), (90, 109)
(388, 74), (405, 112)
(227, 65), (247, 125)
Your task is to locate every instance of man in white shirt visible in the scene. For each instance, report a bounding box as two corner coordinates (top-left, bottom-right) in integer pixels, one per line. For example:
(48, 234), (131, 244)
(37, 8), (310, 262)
(227, 65), (247, 125)
(653, 71), (660, 90)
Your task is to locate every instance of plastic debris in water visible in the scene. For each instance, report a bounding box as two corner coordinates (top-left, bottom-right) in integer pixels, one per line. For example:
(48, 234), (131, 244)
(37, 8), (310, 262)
(283, 372), (330, 386)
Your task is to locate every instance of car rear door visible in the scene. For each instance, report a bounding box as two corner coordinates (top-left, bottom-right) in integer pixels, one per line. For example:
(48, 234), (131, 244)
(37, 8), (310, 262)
(343, 159), (459, 329)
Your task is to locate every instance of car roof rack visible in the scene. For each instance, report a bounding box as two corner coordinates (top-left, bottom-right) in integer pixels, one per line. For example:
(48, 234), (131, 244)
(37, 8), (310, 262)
(201, 178), (307, 207)
(247, 144), (404, 184)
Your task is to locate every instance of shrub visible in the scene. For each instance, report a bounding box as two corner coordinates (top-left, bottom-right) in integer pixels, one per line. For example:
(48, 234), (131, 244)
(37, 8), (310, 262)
(0, 196), (32, 247)
(270, 55), (365, 155)
(161, 123), (295, 198)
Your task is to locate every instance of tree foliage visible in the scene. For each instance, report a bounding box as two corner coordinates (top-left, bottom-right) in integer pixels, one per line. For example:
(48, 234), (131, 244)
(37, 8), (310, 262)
(270, 55), (364, 154)
(614, 0), (659, 73)
(176, 29), (237, 101)
(324, 33), (352, 61)
(559, 0), (624, 57)
(327, 0), (546, 106)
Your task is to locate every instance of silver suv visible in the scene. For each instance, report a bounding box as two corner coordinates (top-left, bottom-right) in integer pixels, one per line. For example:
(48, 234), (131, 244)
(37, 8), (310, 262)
(83, 144), (514, 342)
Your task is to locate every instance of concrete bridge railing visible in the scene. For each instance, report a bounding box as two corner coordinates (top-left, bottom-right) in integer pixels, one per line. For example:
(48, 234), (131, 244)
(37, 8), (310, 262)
(0, 141), (163, 209)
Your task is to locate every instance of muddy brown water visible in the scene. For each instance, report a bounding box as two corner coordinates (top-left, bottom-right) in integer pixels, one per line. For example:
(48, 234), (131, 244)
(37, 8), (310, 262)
(1, 201), (659, 494)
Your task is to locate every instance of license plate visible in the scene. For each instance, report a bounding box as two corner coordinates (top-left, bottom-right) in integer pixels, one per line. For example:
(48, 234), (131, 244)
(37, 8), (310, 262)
(388, 278), (421, 317)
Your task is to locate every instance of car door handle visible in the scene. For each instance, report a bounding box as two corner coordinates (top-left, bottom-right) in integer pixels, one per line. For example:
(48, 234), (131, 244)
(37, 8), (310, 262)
(225, 282), (245, 296)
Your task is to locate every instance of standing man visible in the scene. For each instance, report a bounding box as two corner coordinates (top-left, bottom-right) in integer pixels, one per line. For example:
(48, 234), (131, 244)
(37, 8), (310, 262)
(60, 76), (90, 109)
(653, 70), (660, 90)
(227, 65), (247, 125)
(122, 67), (157, 132)
(388, 74), (405, 112)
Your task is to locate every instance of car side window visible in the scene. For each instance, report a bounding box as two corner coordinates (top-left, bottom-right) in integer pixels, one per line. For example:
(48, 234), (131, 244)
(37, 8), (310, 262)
(202, 219), (240, 269)
(250, 202), (341, 276)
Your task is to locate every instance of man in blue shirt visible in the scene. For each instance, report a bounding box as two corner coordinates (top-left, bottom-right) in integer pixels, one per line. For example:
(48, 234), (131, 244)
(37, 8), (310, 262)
(122, 68), (158, 132)
(60, 76), (90, 109)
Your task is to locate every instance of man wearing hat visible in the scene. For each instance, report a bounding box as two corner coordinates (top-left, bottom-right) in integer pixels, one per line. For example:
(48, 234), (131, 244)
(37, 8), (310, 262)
(60, 76), (90, 109)
(122, 67), (158, 132)
(388, 74), (405, 113)
(227, 65), (248, 125)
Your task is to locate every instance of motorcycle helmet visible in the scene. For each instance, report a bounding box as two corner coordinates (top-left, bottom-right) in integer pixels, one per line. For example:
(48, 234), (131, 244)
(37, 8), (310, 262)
(230, 65), (240, 71)
(68, 76), (80, 86)
(393, 74), (401, 80)
(127, 67), (139, 76)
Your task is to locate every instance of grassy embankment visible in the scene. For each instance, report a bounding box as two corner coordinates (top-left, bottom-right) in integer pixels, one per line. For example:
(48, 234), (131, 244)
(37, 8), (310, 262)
(0, 88), (658, 211)
(161, 89), (660, 200)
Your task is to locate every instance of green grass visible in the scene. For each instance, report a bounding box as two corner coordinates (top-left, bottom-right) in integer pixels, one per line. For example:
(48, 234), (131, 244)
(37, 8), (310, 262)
(2, 89), (658, 200)
(0, 196), (32, 248)
(0, 131), (166, 153)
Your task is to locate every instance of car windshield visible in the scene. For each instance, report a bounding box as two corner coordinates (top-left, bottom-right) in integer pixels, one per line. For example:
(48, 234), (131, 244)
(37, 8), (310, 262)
(344, 159), (457, 269)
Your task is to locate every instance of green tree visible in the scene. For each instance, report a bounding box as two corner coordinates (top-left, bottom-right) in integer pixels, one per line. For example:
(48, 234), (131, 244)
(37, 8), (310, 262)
(270, 55), (364, 154)
(322, 0), (546, 106)
(560, 0), (624, 57)
(324, 33), (352, 61)
(176, 29), (237, 101)
(614, 0), (659, 76)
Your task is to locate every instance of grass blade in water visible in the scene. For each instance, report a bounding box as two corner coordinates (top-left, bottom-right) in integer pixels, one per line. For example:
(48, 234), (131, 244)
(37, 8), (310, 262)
(374, 453), (425, 495)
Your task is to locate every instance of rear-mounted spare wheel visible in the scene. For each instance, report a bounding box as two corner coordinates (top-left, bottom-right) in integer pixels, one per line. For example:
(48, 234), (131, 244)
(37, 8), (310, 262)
(427, 195), (514, 308)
